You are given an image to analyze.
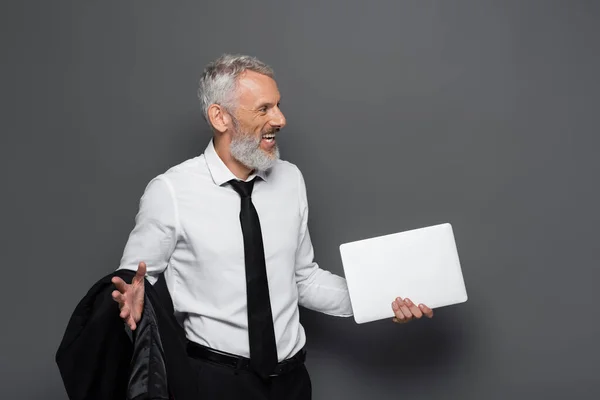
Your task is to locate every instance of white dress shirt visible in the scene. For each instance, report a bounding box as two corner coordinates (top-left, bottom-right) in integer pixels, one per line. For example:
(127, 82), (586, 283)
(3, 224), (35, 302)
(117, 139), (353, 361)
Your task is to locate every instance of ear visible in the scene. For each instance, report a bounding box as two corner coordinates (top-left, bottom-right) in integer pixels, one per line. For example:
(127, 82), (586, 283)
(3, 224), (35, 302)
(207, 104), (231, 133)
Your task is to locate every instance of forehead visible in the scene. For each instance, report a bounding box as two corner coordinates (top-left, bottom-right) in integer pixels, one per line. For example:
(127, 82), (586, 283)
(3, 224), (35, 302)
(236, 70), (280, 106)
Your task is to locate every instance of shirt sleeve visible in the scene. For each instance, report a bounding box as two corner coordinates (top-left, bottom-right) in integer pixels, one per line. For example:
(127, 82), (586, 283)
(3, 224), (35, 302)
(294, 168), (353, 317)
(117, 175), (179, 283)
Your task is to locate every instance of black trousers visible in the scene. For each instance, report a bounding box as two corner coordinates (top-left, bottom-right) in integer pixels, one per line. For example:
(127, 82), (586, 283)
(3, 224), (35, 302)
(188, 356), (312, 400)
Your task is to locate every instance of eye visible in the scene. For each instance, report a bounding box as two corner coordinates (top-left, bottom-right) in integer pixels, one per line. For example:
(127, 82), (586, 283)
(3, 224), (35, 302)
(258, 106), (268, 113)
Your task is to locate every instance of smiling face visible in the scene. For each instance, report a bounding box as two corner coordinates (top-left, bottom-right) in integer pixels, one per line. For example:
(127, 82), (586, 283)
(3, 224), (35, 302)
(227, 70), (286, 171)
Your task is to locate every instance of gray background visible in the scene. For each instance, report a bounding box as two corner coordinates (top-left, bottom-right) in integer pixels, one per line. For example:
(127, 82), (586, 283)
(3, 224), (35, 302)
(2, 1), (599, 399)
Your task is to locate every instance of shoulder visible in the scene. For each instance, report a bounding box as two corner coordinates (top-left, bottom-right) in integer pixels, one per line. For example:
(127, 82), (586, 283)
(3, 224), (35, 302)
(267, 159), (309, 205)
(269, 158), (305, 182)
(144, 155), (209, 193)
(162, 155), (207, 181)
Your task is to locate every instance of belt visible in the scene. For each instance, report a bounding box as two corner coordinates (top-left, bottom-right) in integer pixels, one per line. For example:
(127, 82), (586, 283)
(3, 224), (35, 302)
(186, 341), (306, 377)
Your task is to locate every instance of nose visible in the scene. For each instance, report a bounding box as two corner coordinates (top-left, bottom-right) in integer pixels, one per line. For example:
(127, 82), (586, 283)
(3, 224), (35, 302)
(270, 106), (286, 130)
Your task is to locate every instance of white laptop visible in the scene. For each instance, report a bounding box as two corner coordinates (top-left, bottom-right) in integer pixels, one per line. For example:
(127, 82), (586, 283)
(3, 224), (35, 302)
(339, 223), (468, 324)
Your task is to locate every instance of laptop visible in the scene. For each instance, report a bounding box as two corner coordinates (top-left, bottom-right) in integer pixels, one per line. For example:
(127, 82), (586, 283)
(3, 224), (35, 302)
(339, 223), (468, 324)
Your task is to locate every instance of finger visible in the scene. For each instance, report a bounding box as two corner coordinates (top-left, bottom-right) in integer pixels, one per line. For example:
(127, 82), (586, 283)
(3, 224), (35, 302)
(111, 290), (125, 305)
(129, 318), (137, 331)
(419, 304), (434, 318)
(392, 301), (406, 322)
(120, 306), (130, 320)
(404, 298), (423, 319)
(396, 298), (413, 319)
(393, 317), (408, 324)
(133, 262), (147, 283)
(111, 276), (128, 293)
(128, 317), (137, 331)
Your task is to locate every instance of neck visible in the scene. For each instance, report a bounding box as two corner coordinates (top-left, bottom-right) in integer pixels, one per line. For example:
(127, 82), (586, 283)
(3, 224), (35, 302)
(213, 134), (254, 180)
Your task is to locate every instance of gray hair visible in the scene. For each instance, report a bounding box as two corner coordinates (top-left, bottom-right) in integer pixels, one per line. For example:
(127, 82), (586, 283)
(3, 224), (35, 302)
(197, 54), (275, 127)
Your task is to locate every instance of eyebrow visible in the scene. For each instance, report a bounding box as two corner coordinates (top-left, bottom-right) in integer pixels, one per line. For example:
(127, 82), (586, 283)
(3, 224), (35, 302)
(255, 100), (281, 110)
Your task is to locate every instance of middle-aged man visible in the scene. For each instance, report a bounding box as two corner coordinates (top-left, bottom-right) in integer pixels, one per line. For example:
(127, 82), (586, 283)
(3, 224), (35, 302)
(111, 54), (434, 400)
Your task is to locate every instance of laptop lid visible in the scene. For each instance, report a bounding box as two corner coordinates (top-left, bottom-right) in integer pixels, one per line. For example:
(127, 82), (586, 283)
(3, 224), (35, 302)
(339, 223), (468, 324)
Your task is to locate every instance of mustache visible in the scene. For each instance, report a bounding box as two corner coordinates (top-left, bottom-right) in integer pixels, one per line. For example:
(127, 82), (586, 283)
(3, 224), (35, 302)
(263, 128), (279, 135)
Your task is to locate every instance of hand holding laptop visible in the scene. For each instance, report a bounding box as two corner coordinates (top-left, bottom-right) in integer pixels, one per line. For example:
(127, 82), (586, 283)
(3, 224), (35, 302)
(390, 296), (434, 324)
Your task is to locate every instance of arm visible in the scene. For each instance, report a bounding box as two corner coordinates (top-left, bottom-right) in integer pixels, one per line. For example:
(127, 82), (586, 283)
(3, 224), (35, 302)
(294, 168), (353, 317)
(117, 175), (179, 282)
(291, 168), (433, 324)
(112, 175), (178, 330)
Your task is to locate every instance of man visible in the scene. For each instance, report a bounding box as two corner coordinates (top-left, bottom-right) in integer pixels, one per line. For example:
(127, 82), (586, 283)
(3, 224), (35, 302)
(111, 54), (433, 399)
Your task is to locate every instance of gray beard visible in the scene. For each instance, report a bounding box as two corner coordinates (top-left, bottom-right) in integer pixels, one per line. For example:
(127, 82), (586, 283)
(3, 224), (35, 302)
(229, 125), (280, 172)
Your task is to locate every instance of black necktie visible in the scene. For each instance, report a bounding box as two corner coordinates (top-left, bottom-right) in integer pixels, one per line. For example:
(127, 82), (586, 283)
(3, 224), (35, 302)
(228, 178), (278, 379)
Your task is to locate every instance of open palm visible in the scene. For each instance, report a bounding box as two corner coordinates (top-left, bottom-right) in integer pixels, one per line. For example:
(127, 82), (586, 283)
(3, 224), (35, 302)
(111, 262), (146, 330)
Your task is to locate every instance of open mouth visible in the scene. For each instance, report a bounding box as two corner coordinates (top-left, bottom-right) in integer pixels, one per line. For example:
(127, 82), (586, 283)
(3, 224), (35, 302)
(262, 133), (276, 143)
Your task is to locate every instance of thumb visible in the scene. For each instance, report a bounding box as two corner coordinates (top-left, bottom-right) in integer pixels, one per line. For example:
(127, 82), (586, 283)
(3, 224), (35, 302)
(134, 261), (147, 282)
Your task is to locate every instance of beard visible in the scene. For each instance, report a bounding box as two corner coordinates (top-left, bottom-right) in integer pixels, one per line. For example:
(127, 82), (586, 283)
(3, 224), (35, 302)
(229, 118), (280, 172)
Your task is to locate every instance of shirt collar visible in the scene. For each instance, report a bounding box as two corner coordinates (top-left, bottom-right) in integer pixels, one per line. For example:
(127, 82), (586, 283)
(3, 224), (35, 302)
(204, 138), (269, 186)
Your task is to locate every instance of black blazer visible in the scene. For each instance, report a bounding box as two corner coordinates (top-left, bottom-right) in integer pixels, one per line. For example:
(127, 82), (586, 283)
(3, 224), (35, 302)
(55, 269), (199, 400)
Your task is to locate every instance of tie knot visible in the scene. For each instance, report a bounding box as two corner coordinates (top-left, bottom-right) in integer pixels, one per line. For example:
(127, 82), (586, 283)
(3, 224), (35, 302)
(229, 178), (255, 198)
